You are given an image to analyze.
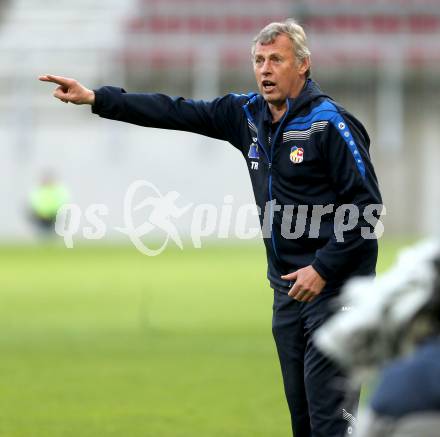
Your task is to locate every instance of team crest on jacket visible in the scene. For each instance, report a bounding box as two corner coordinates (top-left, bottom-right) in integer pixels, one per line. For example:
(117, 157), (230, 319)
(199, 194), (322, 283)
(248, 141), (260, 159)
(290, 146), (304, 164)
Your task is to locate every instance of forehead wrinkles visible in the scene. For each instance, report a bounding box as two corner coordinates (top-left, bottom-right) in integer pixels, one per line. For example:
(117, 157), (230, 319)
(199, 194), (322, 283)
(255, 47), (281, 58)
(254, 36), (294, 58)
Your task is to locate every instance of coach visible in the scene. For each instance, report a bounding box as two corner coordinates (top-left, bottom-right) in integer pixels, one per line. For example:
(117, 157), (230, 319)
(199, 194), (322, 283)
(40, 19), (382, 437)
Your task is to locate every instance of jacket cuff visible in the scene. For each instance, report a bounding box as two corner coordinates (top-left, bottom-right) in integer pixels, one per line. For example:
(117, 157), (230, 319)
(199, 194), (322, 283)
(91, 88), (104, 114)
(311, 257), (332, 281)
(90, 86), (127, 118)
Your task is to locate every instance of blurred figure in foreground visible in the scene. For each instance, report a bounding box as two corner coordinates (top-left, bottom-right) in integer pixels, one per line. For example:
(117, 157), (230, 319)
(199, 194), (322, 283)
(316, 240), (440, 437)
(29, 171), (69, 236)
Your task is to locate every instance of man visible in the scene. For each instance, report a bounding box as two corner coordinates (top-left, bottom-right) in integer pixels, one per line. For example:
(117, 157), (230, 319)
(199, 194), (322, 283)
(28, 170), (69, 236)
(40, 19), (382, 437)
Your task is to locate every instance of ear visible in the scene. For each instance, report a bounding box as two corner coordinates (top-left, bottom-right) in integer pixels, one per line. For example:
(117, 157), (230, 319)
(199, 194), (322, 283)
(297, 57), (311, 76)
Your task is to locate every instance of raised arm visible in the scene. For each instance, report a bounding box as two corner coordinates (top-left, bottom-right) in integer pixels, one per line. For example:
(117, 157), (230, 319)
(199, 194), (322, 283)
(39, 75), (248, 147)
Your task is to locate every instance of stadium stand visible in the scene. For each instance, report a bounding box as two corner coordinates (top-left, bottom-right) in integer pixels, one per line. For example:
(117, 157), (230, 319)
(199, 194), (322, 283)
(123, 0), (440, 69)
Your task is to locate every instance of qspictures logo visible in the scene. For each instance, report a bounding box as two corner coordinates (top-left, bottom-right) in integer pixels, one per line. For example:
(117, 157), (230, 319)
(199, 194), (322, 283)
(55, 180), (385, 256)
(114, 180), (193, 256)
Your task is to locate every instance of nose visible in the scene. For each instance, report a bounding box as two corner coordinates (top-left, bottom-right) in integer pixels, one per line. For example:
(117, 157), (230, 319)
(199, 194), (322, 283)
(261, 59), (272, 76)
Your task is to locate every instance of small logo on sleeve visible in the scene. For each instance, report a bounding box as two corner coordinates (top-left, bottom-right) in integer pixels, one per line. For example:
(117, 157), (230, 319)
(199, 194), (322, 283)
(290, 146), (304, 164)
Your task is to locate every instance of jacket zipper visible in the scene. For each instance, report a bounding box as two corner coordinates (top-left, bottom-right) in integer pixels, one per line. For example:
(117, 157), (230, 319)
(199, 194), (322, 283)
(268, 101), (290, 259)
(244, 101), (290, 259)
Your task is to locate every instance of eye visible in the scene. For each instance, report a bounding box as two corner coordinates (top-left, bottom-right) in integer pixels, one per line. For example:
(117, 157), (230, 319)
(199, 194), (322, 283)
(254, 57), (264, 65)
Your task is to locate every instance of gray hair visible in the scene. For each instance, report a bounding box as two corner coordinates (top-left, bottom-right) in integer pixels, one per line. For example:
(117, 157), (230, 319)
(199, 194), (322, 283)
(252, 19), (311, 78)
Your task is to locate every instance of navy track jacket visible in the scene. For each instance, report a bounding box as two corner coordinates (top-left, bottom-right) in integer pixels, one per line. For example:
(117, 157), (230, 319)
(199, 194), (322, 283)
(92, 79), (382, 292)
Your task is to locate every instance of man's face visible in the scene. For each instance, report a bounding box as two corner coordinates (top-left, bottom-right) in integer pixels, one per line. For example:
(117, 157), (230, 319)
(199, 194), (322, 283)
(253, 34), (309, 107)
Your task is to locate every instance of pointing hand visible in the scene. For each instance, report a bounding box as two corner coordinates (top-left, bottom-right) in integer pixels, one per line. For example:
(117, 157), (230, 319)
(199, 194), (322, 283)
(38, 74), (95, 105)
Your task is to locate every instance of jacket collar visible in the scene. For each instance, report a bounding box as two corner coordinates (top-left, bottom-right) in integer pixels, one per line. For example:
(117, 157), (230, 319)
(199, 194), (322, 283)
(246, 79), (329, 124)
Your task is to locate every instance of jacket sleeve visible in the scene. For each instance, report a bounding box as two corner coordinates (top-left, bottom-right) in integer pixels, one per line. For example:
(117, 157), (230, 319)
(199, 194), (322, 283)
(91, 86), (247, 149)
(311, 111), (383, 281)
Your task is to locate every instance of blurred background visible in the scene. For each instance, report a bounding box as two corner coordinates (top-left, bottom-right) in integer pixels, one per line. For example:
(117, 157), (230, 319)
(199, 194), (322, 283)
(0, 0), (439, 239)
(0, 1), (439, 436)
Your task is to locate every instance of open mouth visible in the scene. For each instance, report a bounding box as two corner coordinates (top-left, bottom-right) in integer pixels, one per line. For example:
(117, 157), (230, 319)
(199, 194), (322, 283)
(262, 80), (276, 92)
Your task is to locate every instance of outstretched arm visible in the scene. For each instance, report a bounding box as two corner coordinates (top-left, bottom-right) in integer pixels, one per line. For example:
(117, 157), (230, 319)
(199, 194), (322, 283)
(39, 74), (248, 147)
(39, 75), (95, 105)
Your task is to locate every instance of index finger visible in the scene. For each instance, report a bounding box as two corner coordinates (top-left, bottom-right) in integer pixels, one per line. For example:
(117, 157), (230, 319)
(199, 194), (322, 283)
(38, 74), (71, 86)
(281, 270), (298, 281)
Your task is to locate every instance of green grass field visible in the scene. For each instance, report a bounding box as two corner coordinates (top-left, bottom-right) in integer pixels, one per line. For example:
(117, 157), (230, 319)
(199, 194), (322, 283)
(0, 239), (412, 437)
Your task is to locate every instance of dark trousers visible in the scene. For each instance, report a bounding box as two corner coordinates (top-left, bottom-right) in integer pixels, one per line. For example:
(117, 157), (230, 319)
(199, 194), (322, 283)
(272, 289), (359, 437)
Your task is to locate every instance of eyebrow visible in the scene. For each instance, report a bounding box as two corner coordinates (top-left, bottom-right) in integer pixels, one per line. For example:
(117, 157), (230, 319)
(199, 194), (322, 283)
(254, 52), (283, 59)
